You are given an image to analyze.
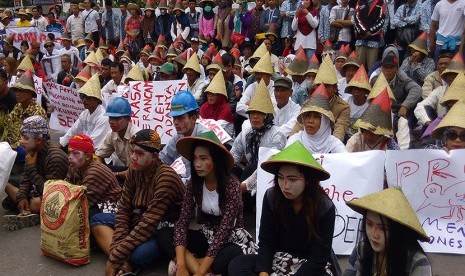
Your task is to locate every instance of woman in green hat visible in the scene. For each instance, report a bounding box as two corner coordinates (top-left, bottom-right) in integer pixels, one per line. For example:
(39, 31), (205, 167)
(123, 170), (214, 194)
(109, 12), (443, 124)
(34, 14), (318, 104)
(229, 141), (338, 275)
(157, 131), (256, 276)
(344, 187), (432, 276)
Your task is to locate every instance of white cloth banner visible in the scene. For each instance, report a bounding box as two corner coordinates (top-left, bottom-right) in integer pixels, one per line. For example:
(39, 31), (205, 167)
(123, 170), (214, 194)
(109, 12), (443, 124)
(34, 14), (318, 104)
(44, 81), (85, 132)
(5, 27), (62, 51)
(0, 142), (17, 199)
(41, 54), (64, 81)
(257, 149), (386, 255)
(386, 149), (465, 254)
(126, 81), (232, 145)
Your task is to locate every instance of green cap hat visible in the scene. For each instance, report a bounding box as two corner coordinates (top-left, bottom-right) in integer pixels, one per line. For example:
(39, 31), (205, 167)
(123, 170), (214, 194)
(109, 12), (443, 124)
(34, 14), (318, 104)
(346, 187), (429, 242)
(176, 131), (234, 170)
(261, 141), (330, 181)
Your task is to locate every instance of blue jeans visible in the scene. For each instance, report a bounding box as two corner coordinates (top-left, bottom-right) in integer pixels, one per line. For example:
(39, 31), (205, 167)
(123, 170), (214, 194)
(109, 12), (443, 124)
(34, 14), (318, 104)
(90, 213), (161, 269)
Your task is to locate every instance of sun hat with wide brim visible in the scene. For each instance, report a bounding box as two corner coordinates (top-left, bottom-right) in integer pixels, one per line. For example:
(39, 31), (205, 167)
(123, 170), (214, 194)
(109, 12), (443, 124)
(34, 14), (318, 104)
(346, 187), (430, 242)
(127, 3), (142, 14)
(261, 141), (330, 181)
(432, 100), (465, 139)
(176, 130), (234, 170)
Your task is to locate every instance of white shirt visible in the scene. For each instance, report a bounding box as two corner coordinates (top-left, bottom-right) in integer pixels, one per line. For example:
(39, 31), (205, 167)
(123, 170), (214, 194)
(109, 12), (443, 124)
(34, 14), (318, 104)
(236, 80), (275, 118)
(30, 16), (48, 31)
(431, 0), (465, 42)
(82, 8), (100, 33)
(291, 12), (319, 50)
(187, 78), (206, 100)
(101, 77), (127, 108)
(66, 14), (85, 40)
(58, 46), (81, 68)
(60, 105), (111, 149)
(414, 85), (447, 125)
(202, 183), (221, 216)
(273, 99), (300, 137)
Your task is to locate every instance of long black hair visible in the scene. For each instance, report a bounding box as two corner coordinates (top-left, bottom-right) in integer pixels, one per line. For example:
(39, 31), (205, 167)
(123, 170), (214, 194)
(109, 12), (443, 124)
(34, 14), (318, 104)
(360, 213), (427, 276)
(190, 140), (228, 209)
(272, 164), (327, 241)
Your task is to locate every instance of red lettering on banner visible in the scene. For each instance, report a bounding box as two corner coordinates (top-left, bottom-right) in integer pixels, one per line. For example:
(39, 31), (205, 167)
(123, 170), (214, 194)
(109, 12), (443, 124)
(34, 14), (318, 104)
(396, 161), (419, 187)
(427, 158), (456, 182)
(57, 114), (75, 128)
(324, 184), (357, 202)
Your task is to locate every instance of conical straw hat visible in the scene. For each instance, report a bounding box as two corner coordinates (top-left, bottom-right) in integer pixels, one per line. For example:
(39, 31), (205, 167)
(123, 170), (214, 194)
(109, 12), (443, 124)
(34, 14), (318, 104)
(12, 69), (35, 95)
(367, 72), (396, 103)
(203, 45), (215, 61)
(285, 46), (308, 76)
(433, 100), (465, 139)
(149, 48), (164, 63)
(156, 34), (168, 49)
(234, 57), (242, 68)
(95, 48), (104, 63)
(206, 52), (225, 71)
(145, 0), (155, 10)
(86, 43), (95, 54)
(75, 65), (92, 82)
(346, 65), (371, 94)
(252, 42), (268, 59)
(298, 83), (335, 123)
(335, 44), (349, 60)
(265, 23), (278, 38)
(173, 0), (184, 12)
(247, 79), (274, 115)
(159, 0), (168, 9)
(17, 56), (34, 72)
(123, 37), (130, 47)
(408, 32), (428, 56)
(252, 52), (273, 75)
(230, 47), (241, 59)
(126, 65), (145, 82)
(306, 54), (320, 74)
(84, 51), (99, 68)
(441, 52), (464, 76)
(78, 73), (102, 101)
(261, 141), (330, 180)
(347, 187), (429, 242)
(183, 53), (201, 74)
(140, 44), (152, 56)
(322, 40), (334, 55)
(340, 51), (361, 77)
(167, 43), (180, 57)
(98, 37), (108, 49)
(205, 70), (227, 98)
(354, 87), (393, 136)
(174, 50), (189, 66)
(314, 55), (338, 85)
(176, 130), (234, 170)
(75, 38), (86, 48)
(84, 32), (94, 43)
(440, 73), (465, 106)
(116, 41), (125, 55)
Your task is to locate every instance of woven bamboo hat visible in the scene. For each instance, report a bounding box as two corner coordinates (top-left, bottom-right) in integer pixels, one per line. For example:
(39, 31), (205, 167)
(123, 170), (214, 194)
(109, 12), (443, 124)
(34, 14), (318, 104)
(433, 100), (465, 139)
(205, 70), (227, 98)
(84, 32), (94, 43)
(252, 52), (273, 75)
(75, 65), (92, 82)
(44, 37), (54, 47)
(247, 79), (274, 115)
(202, 45), (215, 61)
(174, 50), (189, 66)
(156, 34), (168, 49)
(167, 43), (180, 58)
(173, 0), (184, 13)
(251, 42), (268, 60)
(115, 41), (125, 55)
(61, 32), (72, 41)
(78, 73), (102, 101)
(176, 130), (234, 170)
(354, 87), (393, 136)
(125, 65), (145, 83)
(305, 54), (320, 74)
(183, 53), (201, 74)
(335, 44), (349, 60)
(440, 73), (465, 106)
(441, 52), (464, 77)
(298, 83), (335, 124)
(127, 3), (141, 14)
(17, 56), (34, 72)
(86, 43), (96, 55)
(145, 0), (156, 10)
(340, 51), (361, 77)
(261, 141), (330, 181)
(285, 46), (308, 76)
(75, 38), (86, 48)
(149, 48), (165, 64)
(84, 51), (99, 68)
(367, 72), (396, 103)
(265, 23), (278, 38)
(314, 55), (338, 85)
(17, 9), (27, 16)
(159, 0), (168, 9)
(12, 69), (35, 95)
(95, 48), (104, 63)
(322, 40), (334, 56)
(206, 52), (225, 71)
(140, 45), (152, 56)
(408, 32), (428, 56)
(346, 65), (371, 94)
(347, 187), (429, 242)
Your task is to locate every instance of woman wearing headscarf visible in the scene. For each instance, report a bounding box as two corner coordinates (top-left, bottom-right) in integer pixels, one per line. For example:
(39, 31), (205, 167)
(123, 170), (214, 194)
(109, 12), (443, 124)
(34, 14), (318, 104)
(140, 1), (157, 45)
(171, 0), (191, 42)
(286, 83), (347, 154)
(216, 0), (232, 48)
(199, 0), (217, 43)
(230, 80), (287, 199)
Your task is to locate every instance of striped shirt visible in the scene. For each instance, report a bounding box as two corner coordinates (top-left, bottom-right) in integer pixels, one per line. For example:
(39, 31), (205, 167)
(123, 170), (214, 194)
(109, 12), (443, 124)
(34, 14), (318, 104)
(66, 160), (122, 207)
(16, 144), (69, 202)
(109, 162), (185, 266)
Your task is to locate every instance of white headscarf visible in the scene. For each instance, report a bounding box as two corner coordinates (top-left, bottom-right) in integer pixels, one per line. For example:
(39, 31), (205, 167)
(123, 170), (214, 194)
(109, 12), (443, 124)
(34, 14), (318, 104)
(300, 115), (342, 154)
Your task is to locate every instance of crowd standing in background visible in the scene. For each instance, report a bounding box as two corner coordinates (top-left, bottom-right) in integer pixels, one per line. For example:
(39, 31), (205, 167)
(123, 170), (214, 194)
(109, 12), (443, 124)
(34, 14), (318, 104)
(2, 0), (465, 275)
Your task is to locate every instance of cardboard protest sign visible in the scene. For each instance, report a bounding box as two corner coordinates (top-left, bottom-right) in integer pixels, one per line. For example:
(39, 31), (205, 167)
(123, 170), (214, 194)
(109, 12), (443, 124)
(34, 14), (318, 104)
(256, 149), (385, 255)
(386, 149), (465, 254)
(45, 81), (85, 132)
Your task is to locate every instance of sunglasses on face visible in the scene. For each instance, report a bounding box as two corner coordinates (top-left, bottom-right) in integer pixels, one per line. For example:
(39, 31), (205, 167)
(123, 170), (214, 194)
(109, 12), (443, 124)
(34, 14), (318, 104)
(79, 93), (89, 100)
(445, 130), (465, 142)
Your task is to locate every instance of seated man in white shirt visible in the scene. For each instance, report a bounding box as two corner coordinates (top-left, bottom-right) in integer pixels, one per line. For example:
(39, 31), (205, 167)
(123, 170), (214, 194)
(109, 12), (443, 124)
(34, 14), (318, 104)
(272, 77), (300, 137)
(60, 74), (111, 150)
(101, 62), (127, 108)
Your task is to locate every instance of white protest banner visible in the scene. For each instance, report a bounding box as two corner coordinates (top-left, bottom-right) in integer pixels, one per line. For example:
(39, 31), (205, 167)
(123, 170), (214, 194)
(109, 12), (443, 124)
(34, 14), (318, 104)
(45, 81), (85, 132)
(0, 142), (17, 199)
(5, 27), (62, 50)
(171, 157), (187, 176)
(256, 149), (385, 255)
(41, 54), (64, 81)
(198, 117), (232, 144)
(125, 80), (187, 144)
(385, 149), (465, 254)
